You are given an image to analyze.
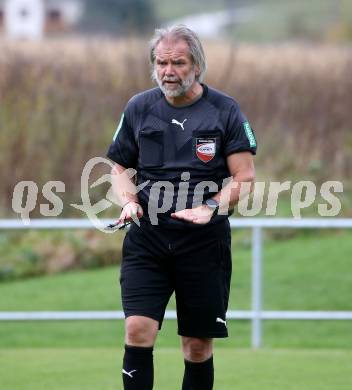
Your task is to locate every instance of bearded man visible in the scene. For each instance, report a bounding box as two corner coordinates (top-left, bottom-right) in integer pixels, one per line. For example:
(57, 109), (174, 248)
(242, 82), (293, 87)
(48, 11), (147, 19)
(107, 24), (257, 390)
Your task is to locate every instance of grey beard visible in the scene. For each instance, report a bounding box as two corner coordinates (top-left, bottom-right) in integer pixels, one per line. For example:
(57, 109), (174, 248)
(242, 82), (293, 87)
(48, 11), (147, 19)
(152, 69), (196, 97)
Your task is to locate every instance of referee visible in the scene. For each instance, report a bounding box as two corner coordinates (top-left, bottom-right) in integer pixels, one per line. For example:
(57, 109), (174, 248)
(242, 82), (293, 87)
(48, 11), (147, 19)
(107, 25), (256, 390)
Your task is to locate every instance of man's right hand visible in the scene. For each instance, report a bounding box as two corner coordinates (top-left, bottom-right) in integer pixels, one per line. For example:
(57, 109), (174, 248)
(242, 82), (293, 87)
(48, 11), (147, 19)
(118, 201), (143, 224)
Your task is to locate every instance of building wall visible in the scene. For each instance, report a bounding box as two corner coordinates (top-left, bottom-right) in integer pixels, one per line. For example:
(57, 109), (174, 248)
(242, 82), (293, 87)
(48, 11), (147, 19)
(4, 0), (45, 39)
(1, 0), (83, 38)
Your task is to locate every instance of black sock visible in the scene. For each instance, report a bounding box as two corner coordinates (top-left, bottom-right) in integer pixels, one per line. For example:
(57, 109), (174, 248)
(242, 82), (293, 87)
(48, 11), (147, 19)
(122, 344), (154, 390)
(182, 356), (214, 390)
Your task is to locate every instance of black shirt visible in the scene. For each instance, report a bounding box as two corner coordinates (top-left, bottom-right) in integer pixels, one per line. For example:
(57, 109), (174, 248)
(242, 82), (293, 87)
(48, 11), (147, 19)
(107, 84), (257, 227)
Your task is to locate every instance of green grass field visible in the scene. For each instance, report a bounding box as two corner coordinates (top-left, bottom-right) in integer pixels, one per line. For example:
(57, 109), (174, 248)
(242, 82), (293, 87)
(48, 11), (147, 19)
(1, 348), (351, 390)
(1, 230), (352, 388)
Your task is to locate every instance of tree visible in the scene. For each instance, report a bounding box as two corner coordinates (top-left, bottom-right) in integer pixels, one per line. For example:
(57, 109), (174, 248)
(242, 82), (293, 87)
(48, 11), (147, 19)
(80, 0), (157, 35)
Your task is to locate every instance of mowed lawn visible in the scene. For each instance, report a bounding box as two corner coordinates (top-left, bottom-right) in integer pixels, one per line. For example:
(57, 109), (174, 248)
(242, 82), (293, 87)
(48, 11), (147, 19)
(0, 230), (352, 389)
(1, 348), (352, 390)
(0, 229), (351, 348)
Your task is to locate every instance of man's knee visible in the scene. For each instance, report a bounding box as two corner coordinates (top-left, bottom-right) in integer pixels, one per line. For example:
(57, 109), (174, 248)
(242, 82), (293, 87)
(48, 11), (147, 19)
(182, 337), (213, 362)
(125, 316), (159, 347)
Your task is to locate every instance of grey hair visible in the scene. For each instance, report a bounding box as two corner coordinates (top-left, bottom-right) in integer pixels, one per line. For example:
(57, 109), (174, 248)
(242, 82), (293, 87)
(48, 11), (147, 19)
(149, 24), (207, 82)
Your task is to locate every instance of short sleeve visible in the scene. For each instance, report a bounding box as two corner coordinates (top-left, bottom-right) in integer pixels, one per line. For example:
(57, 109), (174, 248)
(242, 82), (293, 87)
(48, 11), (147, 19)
(106, 107), (138, 168)
(224, 104), (257, 156)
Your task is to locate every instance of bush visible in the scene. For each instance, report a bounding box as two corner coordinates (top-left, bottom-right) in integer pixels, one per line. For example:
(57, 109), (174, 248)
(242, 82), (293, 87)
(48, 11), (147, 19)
(0, 229), (124, 282)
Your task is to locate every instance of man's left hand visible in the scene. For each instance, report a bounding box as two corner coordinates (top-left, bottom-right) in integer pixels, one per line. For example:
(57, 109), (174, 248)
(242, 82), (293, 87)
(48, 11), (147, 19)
(171, 205), (213, 224)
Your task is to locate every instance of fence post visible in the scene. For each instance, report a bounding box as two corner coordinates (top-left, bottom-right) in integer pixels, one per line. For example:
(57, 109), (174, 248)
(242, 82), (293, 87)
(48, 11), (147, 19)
(251, 226), (263, 348)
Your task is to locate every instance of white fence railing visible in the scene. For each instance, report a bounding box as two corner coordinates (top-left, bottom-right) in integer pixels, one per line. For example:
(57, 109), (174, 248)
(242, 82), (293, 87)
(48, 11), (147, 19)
(1, 218), (352, 348)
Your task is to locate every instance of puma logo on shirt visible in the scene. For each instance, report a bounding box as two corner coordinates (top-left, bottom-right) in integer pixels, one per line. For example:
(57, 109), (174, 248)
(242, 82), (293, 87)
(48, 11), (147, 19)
(171, 118), (187, 130)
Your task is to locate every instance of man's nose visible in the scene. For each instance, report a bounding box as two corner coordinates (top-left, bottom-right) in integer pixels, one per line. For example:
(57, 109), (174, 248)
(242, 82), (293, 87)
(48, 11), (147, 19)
(165, 63), (175, 76)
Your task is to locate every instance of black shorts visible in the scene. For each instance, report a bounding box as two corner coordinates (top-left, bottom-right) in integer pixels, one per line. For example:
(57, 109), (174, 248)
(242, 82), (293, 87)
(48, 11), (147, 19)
(120, 219), (232, 338)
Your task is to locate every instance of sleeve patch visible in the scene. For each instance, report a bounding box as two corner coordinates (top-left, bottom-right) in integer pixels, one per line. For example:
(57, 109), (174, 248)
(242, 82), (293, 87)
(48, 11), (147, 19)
(113, 113), (124, 141)
(243, 121), (256, 148)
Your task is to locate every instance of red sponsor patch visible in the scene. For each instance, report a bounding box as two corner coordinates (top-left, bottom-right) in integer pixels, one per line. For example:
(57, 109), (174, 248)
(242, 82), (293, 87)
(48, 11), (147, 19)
(196, 138), (216, 163)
